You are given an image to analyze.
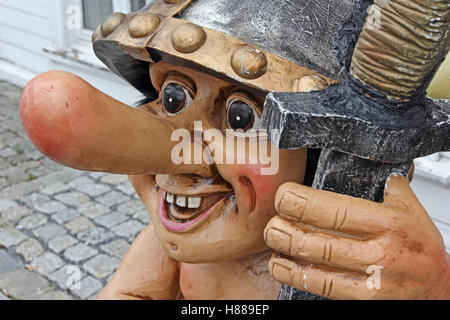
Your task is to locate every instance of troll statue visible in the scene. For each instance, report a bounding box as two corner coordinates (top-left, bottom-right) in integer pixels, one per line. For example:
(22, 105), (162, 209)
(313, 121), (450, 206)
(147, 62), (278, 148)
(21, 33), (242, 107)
(20, 0), (450, 299)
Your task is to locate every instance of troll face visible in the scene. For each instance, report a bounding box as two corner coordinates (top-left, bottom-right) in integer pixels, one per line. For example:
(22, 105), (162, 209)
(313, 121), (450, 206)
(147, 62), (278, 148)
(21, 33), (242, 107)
(21, 0), (338, 264)
(132, 61), (308, 262)
(20, 61), (310, 263)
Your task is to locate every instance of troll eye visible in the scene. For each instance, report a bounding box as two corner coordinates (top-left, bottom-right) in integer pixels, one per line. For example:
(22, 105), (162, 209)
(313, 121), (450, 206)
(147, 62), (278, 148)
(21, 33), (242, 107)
(162, 82), (193, 115)
(227, 99), (261, 132)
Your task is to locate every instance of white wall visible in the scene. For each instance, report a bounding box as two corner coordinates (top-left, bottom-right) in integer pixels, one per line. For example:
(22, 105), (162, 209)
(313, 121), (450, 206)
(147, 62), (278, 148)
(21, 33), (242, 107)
(412, 154), (450, 251)
(412, 177), (450, 251)
(0, 0), (143, 105)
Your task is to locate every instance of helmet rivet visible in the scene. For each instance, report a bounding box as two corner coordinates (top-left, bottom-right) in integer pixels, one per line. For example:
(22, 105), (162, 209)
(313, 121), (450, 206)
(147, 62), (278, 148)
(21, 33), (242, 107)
(292, 75), (328, 92)
(172, 23), (207, 54)
(101, 12), (126, 37)
(129, 13), (160, 38)
(92, 25), (101, 42)
(231, 47), (268, 80)
(164, 0), (179, 4)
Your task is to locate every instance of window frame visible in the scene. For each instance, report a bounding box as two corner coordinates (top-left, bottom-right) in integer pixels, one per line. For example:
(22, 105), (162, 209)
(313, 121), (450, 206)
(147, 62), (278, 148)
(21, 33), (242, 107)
(47, 0), (151, 70)
(76, 0), (150, 45)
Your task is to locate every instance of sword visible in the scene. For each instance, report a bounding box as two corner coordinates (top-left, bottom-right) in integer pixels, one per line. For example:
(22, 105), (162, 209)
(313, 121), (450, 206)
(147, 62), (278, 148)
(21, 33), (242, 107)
(262, 0), (450, 300)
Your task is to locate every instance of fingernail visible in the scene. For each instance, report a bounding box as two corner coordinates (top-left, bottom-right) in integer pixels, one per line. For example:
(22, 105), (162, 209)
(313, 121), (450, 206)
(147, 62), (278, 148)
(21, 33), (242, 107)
(265, 228), (292, 254)
(270, 261), (293, 285)
(278, 191), (307, 219)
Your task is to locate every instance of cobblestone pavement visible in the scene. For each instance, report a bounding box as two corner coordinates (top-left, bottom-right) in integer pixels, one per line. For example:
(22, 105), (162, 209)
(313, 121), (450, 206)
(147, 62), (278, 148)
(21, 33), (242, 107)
(0, 81), (150, 300)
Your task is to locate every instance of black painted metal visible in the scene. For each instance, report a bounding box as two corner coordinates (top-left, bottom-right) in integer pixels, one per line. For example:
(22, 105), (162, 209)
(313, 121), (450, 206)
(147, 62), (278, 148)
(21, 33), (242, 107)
(263, 81), (450, 163)
(181, 0), (356, 80)
(93, 41), (156, 99)
(279, 285), (327, 301)
(313, 150), (412, 202)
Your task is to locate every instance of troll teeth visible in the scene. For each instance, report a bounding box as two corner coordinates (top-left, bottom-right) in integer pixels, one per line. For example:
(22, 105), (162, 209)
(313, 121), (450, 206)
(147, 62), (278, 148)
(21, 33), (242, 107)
(166, 193), (174, 204)
(188, 197), (202, 209)
(176, 196), (187, 207)
(166, 192), (202, 209)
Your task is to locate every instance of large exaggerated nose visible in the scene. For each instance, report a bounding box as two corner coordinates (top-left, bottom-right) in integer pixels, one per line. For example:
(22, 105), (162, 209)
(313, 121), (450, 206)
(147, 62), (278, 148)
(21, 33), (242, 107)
(20, 71), (213, 177)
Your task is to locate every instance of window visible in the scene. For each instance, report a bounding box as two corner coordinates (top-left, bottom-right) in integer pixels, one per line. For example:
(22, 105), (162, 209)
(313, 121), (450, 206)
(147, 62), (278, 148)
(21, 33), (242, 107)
(82, 0), (149, 31)
(82, 0), (114, 31)
(46, 0), (152, 70)
(77, 0), (151, 45)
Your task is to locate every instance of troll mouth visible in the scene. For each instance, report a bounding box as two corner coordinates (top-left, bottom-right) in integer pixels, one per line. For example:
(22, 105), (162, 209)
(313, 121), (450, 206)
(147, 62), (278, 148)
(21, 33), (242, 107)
(163, 191), (234, 223)
(156, 174), (235, 224)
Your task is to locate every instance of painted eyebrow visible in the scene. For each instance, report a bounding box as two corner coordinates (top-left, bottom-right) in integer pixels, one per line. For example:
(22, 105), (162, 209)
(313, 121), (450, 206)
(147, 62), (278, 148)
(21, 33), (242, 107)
(226, 91), (264, 114)
(163, 71), (197, 94)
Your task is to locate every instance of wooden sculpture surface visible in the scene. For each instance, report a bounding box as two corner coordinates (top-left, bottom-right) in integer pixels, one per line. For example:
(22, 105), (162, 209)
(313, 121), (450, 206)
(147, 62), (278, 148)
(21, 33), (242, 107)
(19, 0), (450, 300)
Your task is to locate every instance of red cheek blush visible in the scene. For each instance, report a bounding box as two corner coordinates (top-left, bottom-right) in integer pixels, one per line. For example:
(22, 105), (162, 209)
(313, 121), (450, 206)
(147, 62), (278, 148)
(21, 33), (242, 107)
(244, 164), (280, 197)
(232, 164), (281, 213)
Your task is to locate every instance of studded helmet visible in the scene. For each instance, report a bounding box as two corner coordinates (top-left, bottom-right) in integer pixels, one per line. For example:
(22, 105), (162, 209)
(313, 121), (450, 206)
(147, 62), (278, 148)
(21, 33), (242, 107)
(91, 0), (361, 99)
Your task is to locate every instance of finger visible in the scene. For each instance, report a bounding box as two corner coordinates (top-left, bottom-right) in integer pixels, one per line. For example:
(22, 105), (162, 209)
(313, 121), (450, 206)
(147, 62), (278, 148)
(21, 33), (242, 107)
(275, 182), (394, 235)
(265, 216), (385, 272)
(383, 173), (422, 210)
(269, 254), (375, 300)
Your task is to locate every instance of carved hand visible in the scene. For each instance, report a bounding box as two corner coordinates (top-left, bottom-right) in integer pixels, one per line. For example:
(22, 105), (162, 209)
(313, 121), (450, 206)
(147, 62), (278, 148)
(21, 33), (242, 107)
(264, 175), (450, 299)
